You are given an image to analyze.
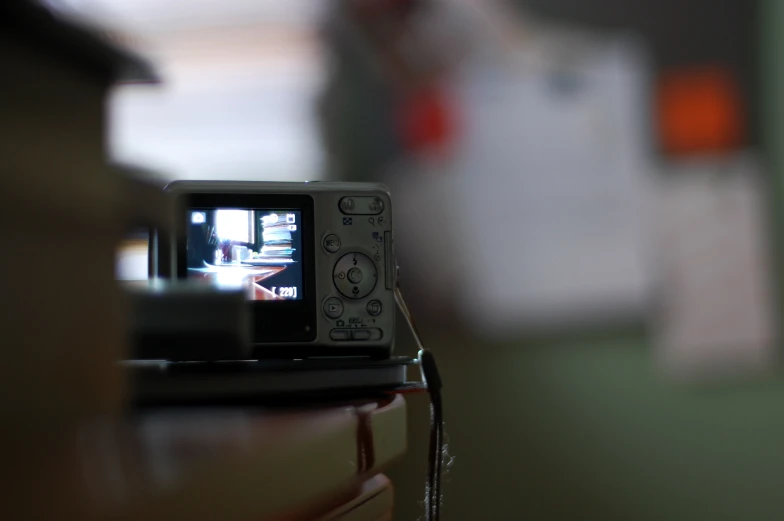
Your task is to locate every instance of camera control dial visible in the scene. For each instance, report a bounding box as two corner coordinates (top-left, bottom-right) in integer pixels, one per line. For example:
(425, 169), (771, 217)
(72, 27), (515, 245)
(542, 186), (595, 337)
(333, 253), (377, 299)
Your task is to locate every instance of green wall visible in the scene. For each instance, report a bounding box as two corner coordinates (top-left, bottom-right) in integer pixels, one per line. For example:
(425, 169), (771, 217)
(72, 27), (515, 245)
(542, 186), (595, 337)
(386, 3), (784, 519)
(389, 334), (784, 521)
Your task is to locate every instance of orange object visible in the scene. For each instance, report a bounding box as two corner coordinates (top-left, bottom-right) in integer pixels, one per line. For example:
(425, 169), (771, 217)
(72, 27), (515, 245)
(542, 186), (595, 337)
(657, 67), (744, 156)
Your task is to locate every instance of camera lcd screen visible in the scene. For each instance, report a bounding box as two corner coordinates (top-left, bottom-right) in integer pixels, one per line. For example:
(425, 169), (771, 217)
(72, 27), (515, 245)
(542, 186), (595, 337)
(186, 209), (303, 301)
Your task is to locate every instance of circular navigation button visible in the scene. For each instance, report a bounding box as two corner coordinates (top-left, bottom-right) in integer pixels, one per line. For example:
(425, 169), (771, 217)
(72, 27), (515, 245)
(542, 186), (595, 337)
(347, 267), (363, 284)
(333, 253), (377, 299)
(323, 297), (344, 319)
(367, 300), (382, 316)
(323, 234), (341, 254)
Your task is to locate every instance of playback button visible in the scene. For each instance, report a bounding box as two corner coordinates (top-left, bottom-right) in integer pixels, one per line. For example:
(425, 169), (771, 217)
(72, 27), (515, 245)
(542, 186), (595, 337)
(323, 297), (344, 319)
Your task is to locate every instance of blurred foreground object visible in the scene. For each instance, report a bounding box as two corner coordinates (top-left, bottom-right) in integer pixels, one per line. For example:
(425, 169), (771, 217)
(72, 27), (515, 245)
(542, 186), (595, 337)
(0, 0), (159, 427)
(127, 282), (250, 362)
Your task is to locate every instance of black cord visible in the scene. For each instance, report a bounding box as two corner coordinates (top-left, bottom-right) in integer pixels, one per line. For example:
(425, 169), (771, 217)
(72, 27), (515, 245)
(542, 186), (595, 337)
(419, 348), (443, 521)
(395, 285), (444, 521)
(427, 398), (439, 520)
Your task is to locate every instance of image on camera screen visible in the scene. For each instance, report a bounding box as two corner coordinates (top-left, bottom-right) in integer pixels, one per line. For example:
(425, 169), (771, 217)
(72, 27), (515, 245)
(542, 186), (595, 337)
(186, 209), (303, 301)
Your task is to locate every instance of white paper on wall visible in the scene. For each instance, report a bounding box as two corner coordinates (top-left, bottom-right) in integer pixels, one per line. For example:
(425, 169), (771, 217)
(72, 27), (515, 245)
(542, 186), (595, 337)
(442, 31), (655, 335)
(654, 154), (777, 377)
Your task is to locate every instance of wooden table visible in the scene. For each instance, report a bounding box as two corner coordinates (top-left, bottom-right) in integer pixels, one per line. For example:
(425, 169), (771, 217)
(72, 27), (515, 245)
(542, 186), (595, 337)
(189, 264), (289, 300)
(0, 396), (406, 521)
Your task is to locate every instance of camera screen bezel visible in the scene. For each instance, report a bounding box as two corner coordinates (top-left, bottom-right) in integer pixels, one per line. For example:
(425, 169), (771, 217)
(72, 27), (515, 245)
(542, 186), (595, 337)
(172, 192), (317, 344)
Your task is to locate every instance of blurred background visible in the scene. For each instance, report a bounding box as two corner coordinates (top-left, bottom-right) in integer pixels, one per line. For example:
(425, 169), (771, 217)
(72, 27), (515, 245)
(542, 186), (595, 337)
(57, 0), (784, 518)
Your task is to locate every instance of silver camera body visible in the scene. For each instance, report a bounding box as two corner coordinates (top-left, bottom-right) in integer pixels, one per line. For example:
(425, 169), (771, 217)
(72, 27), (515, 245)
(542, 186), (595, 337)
(154, 181), (396, 359)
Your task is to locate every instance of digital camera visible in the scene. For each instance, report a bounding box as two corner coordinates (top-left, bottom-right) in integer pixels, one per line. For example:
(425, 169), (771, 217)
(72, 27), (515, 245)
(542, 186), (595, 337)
(152, 181), (396, 359)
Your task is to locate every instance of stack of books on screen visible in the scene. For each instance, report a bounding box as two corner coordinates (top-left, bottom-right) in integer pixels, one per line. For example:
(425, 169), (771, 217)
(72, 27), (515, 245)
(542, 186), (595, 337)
(260, 216), (296, 261)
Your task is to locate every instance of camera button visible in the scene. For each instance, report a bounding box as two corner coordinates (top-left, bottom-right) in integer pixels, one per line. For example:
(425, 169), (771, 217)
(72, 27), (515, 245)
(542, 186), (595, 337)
(340, 198), (355, 213)
(367, 300), (382, 316)
(330, 329), (351, 341)
(369, 198), (384, 213)
(353, 328), (382, 341)
(339, 196), (385, 215)
(352, 329), (372, 341)
(323, 234), (341, 253)
(347, 267), (363, 283)
(323, 297), (344, 319)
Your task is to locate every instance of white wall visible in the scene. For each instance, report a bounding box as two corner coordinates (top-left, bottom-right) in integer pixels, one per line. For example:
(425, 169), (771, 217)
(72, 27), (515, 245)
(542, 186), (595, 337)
(64, 0), (329, 182)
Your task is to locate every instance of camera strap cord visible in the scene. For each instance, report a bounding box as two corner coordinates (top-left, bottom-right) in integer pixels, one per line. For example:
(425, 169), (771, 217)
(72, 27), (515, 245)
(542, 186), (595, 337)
(394, 285), (444, 521)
